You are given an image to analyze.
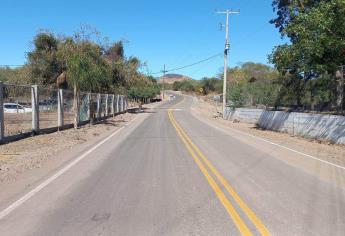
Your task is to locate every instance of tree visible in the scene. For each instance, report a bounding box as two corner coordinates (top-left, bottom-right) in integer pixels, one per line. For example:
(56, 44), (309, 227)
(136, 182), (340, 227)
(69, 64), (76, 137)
(270, 0), (345, 111)
(105, 41), (124, 62)
(57, 33), (111, 127)
(27, 31), (63, 85)
(128, 76), (160, 102)
(200, 77), (222, 95)
(0, 66), (31, 84)
(222, 63), (280, 107)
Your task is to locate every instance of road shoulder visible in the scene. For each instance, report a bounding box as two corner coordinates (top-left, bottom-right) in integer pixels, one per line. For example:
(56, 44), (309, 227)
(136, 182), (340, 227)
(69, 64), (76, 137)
(189, 95), (345, 187)
(0, 102), (163, 211)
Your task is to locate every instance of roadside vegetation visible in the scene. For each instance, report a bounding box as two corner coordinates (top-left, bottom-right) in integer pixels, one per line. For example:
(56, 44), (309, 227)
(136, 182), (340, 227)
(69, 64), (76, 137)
(174, 0), (345, 113)
(0, 27), (160, 102)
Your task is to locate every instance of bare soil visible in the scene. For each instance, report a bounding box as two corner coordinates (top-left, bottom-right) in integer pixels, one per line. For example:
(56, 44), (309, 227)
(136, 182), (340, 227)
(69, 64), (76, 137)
(4, 112), (75, 136)
(0, 112), (136, 183)
(192, 96), (345, 166)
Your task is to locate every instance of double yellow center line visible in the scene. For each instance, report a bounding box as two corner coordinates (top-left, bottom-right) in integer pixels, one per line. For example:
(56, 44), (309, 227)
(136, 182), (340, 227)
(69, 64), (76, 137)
(168, 97), (270, 236)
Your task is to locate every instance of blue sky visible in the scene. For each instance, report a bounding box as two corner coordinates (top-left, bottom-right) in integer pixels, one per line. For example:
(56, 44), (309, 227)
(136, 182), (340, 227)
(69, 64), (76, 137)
(0, 0), (284, 79)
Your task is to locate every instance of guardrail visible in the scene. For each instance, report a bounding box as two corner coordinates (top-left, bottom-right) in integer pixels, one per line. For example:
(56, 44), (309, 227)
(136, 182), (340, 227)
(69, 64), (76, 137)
(0, 82), (129, 144)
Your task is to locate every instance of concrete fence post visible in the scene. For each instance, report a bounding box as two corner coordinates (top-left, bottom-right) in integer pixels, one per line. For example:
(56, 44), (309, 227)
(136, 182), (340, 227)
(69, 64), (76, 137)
(111, 94), (115, 116)
(0, 82), (4, 141)
(119, 96), (121, 112)
(57, 89), (64, 128)
(120, 95), (124, 112)
(116, 95), (120, 113)
(31, 85), (39, 133)
(96, 93), (101, 119)
(105, 94), (109, 117)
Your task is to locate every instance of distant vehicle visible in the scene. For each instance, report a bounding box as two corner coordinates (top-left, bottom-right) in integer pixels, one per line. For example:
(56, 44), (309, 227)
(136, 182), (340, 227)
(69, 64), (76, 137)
(3, 103), (32, 114)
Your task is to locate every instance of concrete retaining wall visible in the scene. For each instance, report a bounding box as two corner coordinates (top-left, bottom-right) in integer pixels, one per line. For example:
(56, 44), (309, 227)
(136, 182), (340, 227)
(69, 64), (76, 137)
(224, 107), (345, 145)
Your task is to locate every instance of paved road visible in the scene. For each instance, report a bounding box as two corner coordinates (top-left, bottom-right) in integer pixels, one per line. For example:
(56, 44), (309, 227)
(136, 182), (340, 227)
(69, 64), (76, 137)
(0, 95), (345, 235)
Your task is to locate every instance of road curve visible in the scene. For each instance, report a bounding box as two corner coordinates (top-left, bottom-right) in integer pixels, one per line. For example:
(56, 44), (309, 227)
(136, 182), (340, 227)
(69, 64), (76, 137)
(0, 94), (345, 236)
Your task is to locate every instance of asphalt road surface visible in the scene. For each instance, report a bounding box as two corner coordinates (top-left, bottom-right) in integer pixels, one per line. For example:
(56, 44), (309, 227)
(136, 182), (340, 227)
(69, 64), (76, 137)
(0, 94), (345, 236)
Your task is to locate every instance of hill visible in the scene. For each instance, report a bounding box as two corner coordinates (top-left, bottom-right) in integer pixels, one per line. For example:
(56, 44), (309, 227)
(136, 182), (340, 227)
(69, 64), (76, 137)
(157, 74), (191, 84)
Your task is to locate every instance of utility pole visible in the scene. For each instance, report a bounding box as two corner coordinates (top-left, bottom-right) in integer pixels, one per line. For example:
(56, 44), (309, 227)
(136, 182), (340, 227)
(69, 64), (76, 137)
(216, 9), (239, 118)
(161, 64), (168, 100)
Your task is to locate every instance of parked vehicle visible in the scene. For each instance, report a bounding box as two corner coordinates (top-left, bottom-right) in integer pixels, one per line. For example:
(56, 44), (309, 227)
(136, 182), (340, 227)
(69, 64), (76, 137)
(3, 103), (32, 114)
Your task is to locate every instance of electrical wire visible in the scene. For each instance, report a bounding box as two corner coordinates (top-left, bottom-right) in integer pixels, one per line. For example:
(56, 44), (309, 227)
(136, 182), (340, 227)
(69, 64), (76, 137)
(149, 52), (223, 75)
(0, 65), (24, 67)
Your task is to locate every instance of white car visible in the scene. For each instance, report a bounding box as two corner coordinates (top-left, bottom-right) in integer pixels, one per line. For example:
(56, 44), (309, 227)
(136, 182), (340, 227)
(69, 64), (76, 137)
(3, 103), (32, 114)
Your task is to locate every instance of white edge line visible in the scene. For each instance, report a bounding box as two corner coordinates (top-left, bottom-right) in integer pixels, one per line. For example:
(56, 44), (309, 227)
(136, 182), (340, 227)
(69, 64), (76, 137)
(191, 108), (345, 171)
(0, 116), (139, 220)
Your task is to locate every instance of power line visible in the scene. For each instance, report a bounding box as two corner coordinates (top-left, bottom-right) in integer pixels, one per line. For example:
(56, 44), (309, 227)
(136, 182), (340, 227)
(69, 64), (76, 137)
(149, 52), (223, 75)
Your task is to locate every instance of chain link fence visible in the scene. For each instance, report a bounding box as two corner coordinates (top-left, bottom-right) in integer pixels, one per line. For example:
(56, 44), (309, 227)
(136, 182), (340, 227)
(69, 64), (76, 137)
(38, 87), (59, 129)
(0, 82), (129, 143)
(63, 90), (74, 125)
(79, 92), (90, 122)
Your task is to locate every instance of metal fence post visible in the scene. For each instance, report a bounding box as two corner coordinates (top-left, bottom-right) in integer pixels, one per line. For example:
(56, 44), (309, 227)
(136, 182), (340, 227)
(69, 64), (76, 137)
(58, 89), (64, 128)
(96, 93), (101, 119)
(0, 82), (4, 141)
(105, 94), (109, 117)
(111, 94), (115, 116)
(31, 85), (39, 133)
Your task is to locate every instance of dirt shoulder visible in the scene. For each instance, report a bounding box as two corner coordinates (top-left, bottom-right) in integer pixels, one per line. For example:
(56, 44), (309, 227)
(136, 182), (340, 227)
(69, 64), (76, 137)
(0, 112), (139, 183)
(191, 96), (345, 167)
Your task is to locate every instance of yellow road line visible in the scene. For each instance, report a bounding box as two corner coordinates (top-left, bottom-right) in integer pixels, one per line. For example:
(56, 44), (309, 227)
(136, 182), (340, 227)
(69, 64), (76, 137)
(168, 95), (270, 236)
(173, 95), (185, 107)
(168, 110), (253, 236)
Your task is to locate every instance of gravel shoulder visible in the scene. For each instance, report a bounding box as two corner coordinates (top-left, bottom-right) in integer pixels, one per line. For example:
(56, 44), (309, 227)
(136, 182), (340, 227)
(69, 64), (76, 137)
(191, 96), (345, 167)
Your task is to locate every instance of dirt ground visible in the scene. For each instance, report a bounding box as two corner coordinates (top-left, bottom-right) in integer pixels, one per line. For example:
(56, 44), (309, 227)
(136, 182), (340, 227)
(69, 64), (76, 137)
(191, 96), (345, 166)
(4, 112), (75, 136)
(0, 112), (137, 183)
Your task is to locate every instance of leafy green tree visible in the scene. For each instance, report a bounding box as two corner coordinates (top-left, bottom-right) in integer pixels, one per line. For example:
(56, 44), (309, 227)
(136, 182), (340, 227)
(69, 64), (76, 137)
(27, 31), (63, 85)
(227, 82), (245, 108)
(128, 76), (160, 102)
(223, 63), (280, 107)
(270, 0), (345, 110)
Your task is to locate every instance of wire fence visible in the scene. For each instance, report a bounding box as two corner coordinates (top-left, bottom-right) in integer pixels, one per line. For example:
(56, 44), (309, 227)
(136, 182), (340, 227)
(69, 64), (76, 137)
(0, 82), (129, 143)
(38, 88), (59, 129)
(2, 84), (32, 136)
(63, 90), (74, 125)
(79, 92), (89, 122)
